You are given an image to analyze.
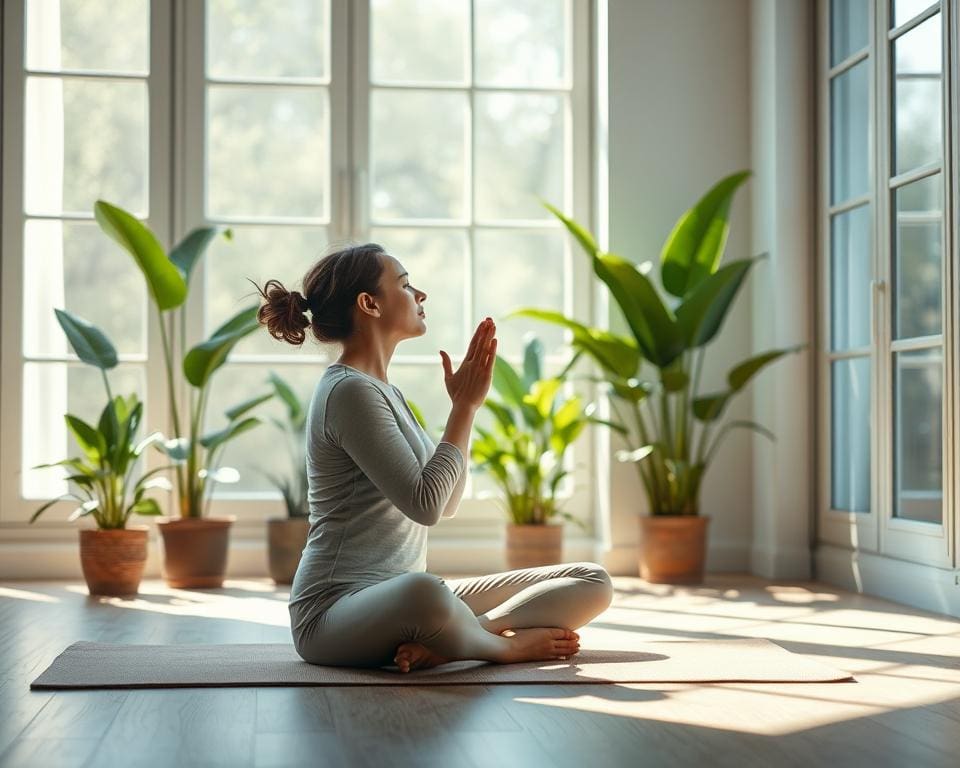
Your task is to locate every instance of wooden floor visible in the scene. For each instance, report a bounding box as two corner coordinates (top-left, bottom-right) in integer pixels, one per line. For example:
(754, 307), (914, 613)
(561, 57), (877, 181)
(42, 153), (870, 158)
(2, 573), (960, 768)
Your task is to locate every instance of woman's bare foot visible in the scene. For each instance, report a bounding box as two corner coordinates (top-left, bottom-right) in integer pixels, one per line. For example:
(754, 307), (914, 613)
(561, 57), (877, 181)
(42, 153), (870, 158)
(393, 642), (450, 674)
(496, 627), (580, 664)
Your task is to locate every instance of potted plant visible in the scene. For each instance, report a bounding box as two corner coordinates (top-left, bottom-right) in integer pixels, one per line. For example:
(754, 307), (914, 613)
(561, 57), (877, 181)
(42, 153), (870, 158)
(256, 371), (310, 585)
(29, 309), (174, 596)
(512, 172), (803, 583)
(471, 334), (621, 569)
(93, 201), (273, 588)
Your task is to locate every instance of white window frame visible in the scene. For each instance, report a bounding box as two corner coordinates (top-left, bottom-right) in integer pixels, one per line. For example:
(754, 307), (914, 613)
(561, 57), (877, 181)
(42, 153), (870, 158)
(0, 0), (174, 530)
(177, 0), (597, 539)
(817, 0), (958, 568)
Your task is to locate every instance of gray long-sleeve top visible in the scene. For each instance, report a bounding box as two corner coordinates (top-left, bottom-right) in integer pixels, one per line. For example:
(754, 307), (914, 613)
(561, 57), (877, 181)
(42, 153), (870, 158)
(288, 363), (467, 636)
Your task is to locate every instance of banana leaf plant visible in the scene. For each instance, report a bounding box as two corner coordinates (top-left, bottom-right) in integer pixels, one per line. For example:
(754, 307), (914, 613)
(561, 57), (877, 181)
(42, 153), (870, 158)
(253, 371), (309, 518)
(511, 171), (803, 516)
(93, 200), (273, 518)
(469, 335), (623, 528)
(29, 309), (175, 529)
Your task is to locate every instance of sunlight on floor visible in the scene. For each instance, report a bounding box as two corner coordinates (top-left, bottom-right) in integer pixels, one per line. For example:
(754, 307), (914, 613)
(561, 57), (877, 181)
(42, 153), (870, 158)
(0, 585), (60, 603)
(58, 579), (292, 627)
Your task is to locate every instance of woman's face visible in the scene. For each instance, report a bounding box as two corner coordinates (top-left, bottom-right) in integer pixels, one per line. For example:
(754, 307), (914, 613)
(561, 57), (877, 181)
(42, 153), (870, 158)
(378, 255), (428, 338)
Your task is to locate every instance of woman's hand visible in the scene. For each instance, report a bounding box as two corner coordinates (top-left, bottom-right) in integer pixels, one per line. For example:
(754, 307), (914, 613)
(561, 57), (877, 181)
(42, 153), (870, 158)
(439, 318), (497, 410)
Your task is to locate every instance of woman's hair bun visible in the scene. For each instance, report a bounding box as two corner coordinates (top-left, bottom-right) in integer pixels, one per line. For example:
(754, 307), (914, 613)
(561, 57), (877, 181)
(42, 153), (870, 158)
(250, 278), (311, 346)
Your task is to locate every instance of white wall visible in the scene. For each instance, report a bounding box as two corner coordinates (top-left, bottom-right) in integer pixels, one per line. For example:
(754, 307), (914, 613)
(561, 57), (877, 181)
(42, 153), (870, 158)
(604, 0), (755, 574)
(749, 0), (815, 579)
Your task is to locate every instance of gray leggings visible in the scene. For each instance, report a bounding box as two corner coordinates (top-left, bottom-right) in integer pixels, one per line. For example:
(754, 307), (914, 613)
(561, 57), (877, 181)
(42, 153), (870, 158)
(293, 561), (614, 668)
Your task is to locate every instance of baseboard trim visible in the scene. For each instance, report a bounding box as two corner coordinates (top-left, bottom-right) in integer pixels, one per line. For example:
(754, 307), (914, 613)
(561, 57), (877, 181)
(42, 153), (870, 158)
(0, 534), (757, 580)
(816, 543), (960, 619)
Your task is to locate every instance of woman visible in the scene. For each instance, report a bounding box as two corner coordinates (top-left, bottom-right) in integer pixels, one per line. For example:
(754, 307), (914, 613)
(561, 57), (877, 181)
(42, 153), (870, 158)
(253, 243), (613, 673)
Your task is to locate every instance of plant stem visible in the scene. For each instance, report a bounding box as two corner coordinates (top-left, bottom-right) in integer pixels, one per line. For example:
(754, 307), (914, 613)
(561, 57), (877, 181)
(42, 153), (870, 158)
(188, 384), (210, 517)
(99, 369), (114, 407)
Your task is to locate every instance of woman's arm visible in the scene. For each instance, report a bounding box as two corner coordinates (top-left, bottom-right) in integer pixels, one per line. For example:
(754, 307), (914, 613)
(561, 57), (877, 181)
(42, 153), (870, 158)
(325, 376), (464, 527)
(437, 402), (476, 518)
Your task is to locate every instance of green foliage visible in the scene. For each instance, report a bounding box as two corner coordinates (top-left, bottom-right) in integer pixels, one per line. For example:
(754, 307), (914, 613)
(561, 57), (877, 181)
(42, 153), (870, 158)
(518, 172), (804, 516)
(253, 372), (310, 519)
(469, 335), (621, 528)
(29, 310), (174, 529)
(90, 200), (273, 518)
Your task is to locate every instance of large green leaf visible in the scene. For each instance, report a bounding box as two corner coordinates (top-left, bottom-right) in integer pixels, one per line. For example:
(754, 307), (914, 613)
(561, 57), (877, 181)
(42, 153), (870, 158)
(198, 416), (261, 452)
(169, 227), (230, 286)
(183, 305), (260, 387)
(64, 415), (106, 463)
(692, 345), (803, 423)
(96, 399), (120, 458)
(522, 335), (544, 389)
(507, 309), (640, 379)
(595, 253), (684, 367)
(492, 356), (528, 409)
(128, 498), (163, 516)
(113, 399), (143, 473)
(267, 371), (302, 423)
(660, 171), (751, 298)
(482, 399), (516, 434)
(728, 345), (804, 390)
(225, 392), (274, 422)
(542, 200), (600, 257)
(552, 396), (582, 432)
(54, 309), (118, 370)
(94, 200), (187, 310)
(523, 378), (562, 422)
(692, 392), (731, 422)
(674, 256), (760, 347)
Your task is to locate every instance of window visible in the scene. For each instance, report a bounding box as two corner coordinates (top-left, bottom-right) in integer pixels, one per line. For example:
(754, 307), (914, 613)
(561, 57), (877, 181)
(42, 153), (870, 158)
(819, 0), (954, 565)
(1, 0), (594, 534)
(1, 0), (170, 522)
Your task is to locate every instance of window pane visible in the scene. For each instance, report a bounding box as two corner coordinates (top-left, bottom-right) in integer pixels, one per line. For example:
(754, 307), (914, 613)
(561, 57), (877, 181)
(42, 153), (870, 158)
(831, 357), (870, 512)
(205, 225), (328, 356)
(370, 90), (467, 221)
(830, 204), (871, 351)
(371, 0), (468, 85)
(25, 77), (148, 216)
(893, 0), (937, 28)
(830, 0), (869, 66)
(893, 174), (942, 339)
(474, 0), (569, 87)
(370, 227), (468, 359)
(893, 348), (942, 523)
(22, 362), (145, 499)
(475, 93), (565, 221)
(205, 364), (318, 497)
(893, 13), (941, 175)
(206, 0), (330, 80)
(206, 86), (329, 219)
(24, 220), (147, 357)
(25, 0), (149, 74)
(830, 60), (869, 204)
(474, 229), (566, 359)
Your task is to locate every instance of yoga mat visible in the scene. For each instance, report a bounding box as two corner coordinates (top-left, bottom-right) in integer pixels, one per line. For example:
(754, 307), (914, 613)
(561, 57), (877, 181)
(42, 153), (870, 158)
(30, 638), (853, 689)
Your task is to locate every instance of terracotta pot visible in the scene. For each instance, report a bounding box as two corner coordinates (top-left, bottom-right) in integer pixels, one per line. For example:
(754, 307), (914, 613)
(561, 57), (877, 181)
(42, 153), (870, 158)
(156, 516), (236, 589)
(505, 523), (563, 570)
(78, 526), (149, 596)
(637, 515), (710, 584)
(267, 516), (310, 585)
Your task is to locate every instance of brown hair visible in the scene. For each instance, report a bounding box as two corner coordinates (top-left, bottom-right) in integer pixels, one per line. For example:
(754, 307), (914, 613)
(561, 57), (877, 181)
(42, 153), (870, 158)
(250, 243), (387, 346)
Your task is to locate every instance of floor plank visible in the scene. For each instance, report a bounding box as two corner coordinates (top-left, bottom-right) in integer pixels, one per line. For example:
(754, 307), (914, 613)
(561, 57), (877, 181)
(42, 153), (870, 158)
(3, 573), (960, 767)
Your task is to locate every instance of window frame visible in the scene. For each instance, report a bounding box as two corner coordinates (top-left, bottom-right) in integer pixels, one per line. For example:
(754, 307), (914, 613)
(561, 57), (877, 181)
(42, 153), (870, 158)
(0, 0), (174, 528)
(178, 0), (598, 537)
(817, 0), (957, 568)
